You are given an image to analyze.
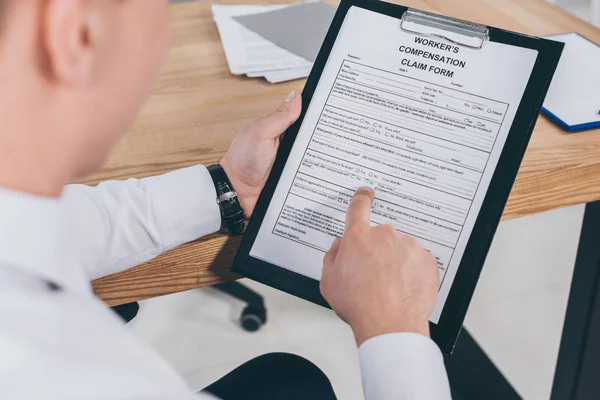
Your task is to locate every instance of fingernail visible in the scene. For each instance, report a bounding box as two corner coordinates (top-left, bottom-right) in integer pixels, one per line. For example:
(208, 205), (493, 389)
(285, 90), (296, 102)
(358, 186), (374, 194)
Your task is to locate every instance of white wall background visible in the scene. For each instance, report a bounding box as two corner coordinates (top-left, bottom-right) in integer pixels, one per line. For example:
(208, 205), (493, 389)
(552, 0), (600, 26)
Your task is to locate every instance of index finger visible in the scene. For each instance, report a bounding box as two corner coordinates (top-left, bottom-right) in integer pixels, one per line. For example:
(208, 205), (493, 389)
(345, 187), (375, 233)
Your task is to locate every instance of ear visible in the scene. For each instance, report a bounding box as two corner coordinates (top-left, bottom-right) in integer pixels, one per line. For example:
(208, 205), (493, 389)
(42, 0), (101, 86)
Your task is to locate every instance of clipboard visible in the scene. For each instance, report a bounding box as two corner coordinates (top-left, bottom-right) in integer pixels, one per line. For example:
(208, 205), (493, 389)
(232, 0), (563, 353)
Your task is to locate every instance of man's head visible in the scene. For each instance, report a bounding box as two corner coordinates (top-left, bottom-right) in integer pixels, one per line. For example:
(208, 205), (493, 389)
(0, 0), (171, 195)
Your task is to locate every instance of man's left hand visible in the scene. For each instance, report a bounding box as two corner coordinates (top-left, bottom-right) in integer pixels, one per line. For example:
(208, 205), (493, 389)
(220, 91), (301, 217)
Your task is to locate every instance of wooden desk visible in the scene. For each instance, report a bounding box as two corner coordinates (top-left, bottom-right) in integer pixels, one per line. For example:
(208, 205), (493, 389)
(91, 0), (600, 306)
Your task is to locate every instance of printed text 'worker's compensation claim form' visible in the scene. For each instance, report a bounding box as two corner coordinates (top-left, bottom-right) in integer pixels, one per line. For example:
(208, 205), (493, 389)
(251, 6), (538, 322)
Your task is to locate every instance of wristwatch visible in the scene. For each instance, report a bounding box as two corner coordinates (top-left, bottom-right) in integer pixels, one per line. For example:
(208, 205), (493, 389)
(207, 164), (246, 235)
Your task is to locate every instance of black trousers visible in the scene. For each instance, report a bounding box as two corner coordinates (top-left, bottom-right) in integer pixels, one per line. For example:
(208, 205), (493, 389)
(203, 353), (337, 400)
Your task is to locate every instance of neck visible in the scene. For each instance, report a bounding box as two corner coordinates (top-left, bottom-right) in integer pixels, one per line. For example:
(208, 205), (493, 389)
(0, 171), (66, 199)
(0, 100), (70, 199)
(0, 150), (68, 198)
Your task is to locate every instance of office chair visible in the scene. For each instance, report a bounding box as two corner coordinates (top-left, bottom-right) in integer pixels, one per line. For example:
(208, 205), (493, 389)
(111, 282), (267, 332)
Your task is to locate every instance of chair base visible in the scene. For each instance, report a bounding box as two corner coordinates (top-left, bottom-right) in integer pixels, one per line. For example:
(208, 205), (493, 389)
(110, 302), (140, 324)
(214, 281), (268, 332)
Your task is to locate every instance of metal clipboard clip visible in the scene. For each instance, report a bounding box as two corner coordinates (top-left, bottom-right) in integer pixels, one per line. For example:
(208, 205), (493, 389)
(400, 9), (490, 50)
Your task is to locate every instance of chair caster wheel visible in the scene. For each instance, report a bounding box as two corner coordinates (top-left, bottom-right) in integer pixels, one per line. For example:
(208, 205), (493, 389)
(240, 306), (267, 332)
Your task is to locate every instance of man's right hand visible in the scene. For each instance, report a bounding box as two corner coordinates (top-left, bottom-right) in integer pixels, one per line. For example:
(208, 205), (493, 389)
(320, 187), (440, 346)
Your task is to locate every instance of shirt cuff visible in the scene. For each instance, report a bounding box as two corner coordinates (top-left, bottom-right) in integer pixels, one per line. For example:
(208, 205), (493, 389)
(359, 333), (452, 400)
(143, 165), (221, 251)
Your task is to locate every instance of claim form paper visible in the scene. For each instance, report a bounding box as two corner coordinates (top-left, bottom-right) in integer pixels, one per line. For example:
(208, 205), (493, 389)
(250, 6), (538, 323)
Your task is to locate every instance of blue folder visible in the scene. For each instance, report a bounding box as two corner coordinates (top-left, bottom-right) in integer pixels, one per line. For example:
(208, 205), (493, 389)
(541, 33), (600, 132)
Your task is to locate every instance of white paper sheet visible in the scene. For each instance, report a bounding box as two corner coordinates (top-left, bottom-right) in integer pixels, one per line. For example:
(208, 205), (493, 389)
(543, 33), (600, 128)
(264, 66), (312, 83)
(246, 66), (311, 79)
(212, 4), (312, 75)
(250, 6), (538, 323)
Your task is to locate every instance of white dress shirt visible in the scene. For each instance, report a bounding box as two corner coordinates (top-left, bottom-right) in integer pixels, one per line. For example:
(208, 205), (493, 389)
(0, 165), (451, 399)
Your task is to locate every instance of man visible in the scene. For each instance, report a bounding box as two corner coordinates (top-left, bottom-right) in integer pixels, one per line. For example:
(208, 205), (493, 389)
(0, 1), (452, 399)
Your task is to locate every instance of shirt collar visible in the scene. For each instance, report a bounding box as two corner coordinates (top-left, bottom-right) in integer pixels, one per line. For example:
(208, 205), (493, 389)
(0, 186), (89, 294)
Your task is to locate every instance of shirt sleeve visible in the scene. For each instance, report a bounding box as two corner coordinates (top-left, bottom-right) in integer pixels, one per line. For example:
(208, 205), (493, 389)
(62, 165), (221, 280)
(358, 333), (452, 400)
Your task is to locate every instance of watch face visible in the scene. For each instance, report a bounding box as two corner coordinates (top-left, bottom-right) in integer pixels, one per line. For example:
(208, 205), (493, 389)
(218, 192), (239, 204)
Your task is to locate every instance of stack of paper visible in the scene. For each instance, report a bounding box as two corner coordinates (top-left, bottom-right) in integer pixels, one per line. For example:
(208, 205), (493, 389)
(212, 4), (313, 83)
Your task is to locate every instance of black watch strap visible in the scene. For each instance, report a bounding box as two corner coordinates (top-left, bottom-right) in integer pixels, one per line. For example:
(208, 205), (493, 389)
(207, 164), (245, 235)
